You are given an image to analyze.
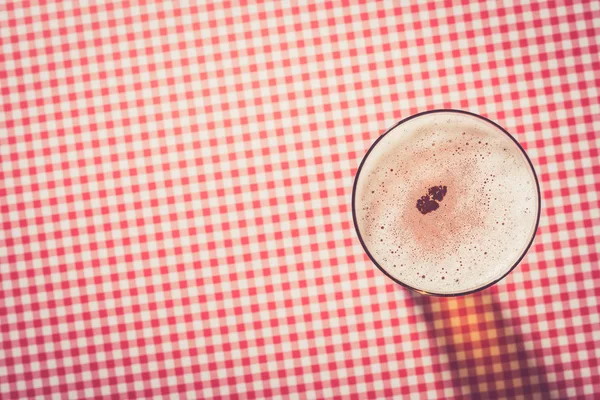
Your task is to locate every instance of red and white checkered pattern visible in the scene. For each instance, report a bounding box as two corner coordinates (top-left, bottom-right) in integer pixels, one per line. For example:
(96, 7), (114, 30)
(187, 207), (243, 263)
(1, 1), (599, 398)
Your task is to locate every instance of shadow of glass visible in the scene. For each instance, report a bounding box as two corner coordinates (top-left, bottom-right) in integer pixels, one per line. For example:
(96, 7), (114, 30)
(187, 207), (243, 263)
(407, 289), (551, 398)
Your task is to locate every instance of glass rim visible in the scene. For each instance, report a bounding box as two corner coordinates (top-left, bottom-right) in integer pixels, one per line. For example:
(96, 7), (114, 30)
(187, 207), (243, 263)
(351, 109), (542, 297)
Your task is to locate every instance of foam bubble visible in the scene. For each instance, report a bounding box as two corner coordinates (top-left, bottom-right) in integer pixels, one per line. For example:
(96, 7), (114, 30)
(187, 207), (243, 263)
(354, 111), (539, 295)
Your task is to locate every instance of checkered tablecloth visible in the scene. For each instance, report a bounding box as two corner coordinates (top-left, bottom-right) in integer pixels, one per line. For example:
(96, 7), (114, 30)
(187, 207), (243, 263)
(1, 1), (599, 399)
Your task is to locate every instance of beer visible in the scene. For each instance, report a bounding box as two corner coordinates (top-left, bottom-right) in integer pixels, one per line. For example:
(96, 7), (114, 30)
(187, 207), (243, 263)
(353, 110), (540, 295)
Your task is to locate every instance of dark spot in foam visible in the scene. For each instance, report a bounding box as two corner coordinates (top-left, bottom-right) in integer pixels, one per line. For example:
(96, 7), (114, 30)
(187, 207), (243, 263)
(416, 185), (448, 215)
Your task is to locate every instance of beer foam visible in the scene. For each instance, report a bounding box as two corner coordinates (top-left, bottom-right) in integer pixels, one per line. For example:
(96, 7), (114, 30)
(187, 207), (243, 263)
(354, 111), (539, 295)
